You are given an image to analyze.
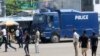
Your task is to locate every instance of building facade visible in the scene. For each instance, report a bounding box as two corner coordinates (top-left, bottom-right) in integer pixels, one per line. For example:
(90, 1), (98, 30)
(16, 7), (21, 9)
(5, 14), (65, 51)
(81, 0), (93, 11)
(41, 0), (93, 11)
(41, 0), (81, 11)
(0, 0), (94, 17)
(93, 0), (100, 35)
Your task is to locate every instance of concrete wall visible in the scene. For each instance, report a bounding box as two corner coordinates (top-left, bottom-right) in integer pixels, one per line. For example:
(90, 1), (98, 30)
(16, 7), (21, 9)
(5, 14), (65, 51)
(55, 0), (81, 11)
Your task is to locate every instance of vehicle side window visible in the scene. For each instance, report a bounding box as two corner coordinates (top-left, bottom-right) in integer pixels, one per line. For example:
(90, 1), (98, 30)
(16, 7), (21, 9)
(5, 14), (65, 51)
(47, 16), (53, 27)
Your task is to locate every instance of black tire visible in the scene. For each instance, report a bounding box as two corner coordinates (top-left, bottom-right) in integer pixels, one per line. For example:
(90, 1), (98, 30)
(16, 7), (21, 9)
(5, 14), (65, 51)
(51, 34), (59, 43)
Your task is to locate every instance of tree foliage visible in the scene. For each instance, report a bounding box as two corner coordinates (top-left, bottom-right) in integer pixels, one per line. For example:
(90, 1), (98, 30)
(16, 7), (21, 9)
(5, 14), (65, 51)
(6, 0), (39, 16)
(6, 0), (20, 16)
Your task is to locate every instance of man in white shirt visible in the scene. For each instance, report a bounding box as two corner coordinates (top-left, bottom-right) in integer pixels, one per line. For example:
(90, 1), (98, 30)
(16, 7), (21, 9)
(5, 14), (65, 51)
(73, 29), (79, 56)
(35, 29), (40, 53)
(2, 28), (7, 37)
(16, 29), (20, 38)
(16, 28), (21, 48)
(1, 27), (8, 52)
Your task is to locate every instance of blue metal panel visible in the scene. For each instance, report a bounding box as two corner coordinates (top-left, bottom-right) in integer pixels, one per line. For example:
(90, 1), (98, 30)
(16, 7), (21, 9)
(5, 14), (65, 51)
(33, 10), (99, 39)
(59, 11), (99, 37)
(73, 12), (99, 36)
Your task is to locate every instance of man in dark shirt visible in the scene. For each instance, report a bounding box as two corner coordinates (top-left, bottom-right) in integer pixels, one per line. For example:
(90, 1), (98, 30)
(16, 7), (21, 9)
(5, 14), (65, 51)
(24, 31), (30, 56)
(79, 31), (89, 56)
(90, 32), (98, 56)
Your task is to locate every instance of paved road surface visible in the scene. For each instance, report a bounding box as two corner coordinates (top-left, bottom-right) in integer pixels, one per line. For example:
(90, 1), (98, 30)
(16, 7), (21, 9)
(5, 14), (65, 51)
(0, 41), (100, 56)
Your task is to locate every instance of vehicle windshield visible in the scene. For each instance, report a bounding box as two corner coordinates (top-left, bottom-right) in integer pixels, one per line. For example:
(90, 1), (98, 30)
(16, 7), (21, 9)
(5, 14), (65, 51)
(33, 14), (54, 27)
(33, 14), (45, 24)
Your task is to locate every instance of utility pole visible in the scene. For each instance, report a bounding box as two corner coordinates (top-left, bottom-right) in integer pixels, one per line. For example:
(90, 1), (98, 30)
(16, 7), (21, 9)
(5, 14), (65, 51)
(4, 0), (6, 18)
(1, 0), (6, 17)
(0, 0), (5, 17)
(61, 0), (63, 8)
(0, 0), (2, 16)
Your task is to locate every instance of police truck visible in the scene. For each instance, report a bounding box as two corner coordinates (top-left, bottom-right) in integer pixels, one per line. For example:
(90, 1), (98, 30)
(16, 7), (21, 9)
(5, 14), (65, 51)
(32, 9), (99, 43)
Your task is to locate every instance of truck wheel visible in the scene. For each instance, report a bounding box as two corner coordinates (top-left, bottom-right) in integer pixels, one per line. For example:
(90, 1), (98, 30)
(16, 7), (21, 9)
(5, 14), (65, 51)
(51, 35), (59, 43)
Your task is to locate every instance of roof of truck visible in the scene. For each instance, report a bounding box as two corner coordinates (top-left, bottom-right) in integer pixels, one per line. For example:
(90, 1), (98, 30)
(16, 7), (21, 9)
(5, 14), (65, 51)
(60, 9), (80, 12)
(41, 12), (58, 16)
(60, 9), (97, 13)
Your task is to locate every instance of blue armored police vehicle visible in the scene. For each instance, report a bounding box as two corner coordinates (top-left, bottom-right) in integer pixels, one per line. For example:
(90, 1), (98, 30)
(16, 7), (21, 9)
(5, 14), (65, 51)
(32, 9), (99, 43)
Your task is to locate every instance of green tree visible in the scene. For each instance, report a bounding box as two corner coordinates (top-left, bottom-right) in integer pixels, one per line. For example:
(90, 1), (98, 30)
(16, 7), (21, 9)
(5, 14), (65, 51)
(5, 0), (39, 16)
(17, 0), (38, 10)
(6, 0), (20, 16)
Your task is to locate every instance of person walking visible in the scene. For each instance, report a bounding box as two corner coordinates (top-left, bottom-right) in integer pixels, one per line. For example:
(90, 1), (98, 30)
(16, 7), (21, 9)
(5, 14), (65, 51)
(5, 32), (16, 52)
(79, 30), (89, 56)
(35, 29), (40, 53)
(73, 29), (79, 56)
(24, 31), (30, 56)
(1, 27), (8, 52)
(19, 27), (24, 48)
(90, 32), (98, 56)
(16, 28), (22, 48)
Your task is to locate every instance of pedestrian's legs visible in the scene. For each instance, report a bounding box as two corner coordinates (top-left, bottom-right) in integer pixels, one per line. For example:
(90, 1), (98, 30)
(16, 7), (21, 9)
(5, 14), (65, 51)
(5, 41), (7, 52)
(8, 43), (16, 51)
(21, 39), (23, 48)
(85, 51), (87, 56)
(24, 44), (27, 55)
(35, 43), (39, 53)
(3, 37), (8, 52)
(18, 40), (21, 48)
(18, 43), (21, 48)
(20, 38), (23, 48)
(95, 46), (97, 56)
(21, 42), (23, 48)
(92, 50), (93, 56)
(26, 43), (29, 55)
(82, 48), (85, 56)
(93, 46), (97, 56)
(24, 43), (29, 55)
(0, 42), (2, 47)
(92, 47), (94, 56)
(94, 52), (96, 56)
(74, 43), (78, 56)
(16, 37), (21, 48)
